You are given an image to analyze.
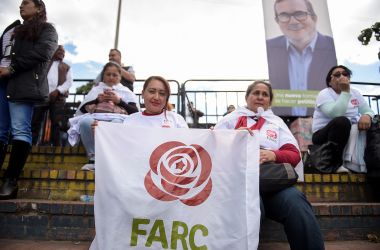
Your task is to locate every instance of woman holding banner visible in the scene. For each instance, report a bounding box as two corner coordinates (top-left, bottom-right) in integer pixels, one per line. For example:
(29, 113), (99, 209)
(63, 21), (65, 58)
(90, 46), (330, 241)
(92, 76), (188, 129)
(122, 76), (188, 128)
(89, 75), (188, 170)
(214, 81), (324, 250)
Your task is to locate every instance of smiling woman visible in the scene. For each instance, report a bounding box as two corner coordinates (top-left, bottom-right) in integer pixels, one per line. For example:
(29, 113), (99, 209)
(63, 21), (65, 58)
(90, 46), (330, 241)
(123, 76), (188, 128)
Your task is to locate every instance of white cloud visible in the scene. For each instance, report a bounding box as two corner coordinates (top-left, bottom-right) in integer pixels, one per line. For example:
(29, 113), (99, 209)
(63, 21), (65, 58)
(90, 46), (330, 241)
(1, 0), (379, 82)
(328, 0), (380, 65)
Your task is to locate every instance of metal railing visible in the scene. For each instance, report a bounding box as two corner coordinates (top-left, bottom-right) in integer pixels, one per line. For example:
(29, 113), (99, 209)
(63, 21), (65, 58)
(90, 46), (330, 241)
(68, 79), (380, 125)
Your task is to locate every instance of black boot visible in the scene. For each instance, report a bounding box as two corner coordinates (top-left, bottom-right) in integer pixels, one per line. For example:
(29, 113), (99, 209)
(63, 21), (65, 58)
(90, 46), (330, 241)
(0, 140), (31, 199)
(0, 142), (8, 169)
(0, 178), (18, 200)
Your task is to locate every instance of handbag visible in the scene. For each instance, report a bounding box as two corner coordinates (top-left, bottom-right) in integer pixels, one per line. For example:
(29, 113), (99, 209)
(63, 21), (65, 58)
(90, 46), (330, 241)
(260, 162), (298, 194)
(304, 141), (341, 173)
(364, 115), (380, 178)
(85, 102), (127, 114)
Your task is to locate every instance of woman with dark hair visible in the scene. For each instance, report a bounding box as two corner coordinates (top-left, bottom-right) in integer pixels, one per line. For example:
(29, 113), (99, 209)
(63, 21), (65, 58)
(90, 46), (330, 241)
(68, 62), (139, 171)
(86, 76), (187, 172)
(0, 0), (58, 199)
(214, 81), (324, 250)
(312, 65), (374, 173)
(123, 76), (187, 128)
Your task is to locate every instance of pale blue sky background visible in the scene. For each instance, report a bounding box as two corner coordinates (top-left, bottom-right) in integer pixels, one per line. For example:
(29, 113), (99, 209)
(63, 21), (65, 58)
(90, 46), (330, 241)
(1, 0), (379, 92)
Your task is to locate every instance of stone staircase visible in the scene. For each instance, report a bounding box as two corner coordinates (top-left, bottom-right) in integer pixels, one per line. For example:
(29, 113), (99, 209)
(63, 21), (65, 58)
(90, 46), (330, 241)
(0, 146), (379, 243)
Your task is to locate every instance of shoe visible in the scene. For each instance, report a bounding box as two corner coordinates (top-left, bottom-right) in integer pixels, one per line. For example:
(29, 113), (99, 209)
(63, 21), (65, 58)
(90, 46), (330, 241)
(82, 161), (95, 171)
(336, 165), (351, 173)
(0, 179), (18, 200)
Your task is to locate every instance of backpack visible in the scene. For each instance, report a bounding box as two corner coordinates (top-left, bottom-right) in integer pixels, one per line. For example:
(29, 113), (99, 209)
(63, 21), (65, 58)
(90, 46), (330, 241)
(364, 115), (380, 178)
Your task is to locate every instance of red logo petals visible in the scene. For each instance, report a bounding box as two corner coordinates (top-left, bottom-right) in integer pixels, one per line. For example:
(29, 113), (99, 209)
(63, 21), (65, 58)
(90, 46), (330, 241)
(144, 141), (213, 206)
(266, 130), (277, 139)
(351, 99), (359, 106)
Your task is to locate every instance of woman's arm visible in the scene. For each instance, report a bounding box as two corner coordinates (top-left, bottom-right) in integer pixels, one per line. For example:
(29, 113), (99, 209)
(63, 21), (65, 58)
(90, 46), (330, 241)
(10, 24), (58, 73)
(358, 103), (374, 130)
(320, 92), (351, 118)
(80, 99), (99, 113)
(272, 143), (301, 167)
(358, 103), (375, 118)
(118, 100), (138, 114)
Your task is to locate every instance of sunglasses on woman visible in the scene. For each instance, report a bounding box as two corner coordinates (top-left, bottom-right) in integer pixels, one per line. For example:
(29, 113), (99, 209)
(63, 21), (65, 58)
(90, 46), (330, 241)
(332, 71), (349, 78)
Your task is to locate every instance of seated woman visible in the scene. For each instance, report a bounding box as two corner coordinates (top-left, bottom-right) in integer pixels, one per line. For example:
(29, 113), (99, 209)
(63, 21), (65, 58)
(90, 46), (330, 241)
(68, 62), (139, 170)
(214, 81), (324, 250)
(92, 75), (186, 130)
(312, 65), (374, 173)
(123, 76), (188, 127)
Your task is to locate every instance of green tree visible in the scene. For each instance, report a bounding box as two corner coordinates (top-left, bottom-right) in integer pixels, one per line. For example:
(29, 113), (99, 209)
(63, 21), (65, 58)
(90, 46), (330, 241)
(358, 22), (380, 59)
(76, 81), (94, 94)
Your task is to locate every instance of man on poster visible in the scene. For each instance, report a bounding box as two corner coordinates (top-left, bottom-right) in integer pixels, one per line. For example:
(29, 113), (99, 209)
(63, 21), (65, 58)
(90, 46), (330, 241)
(266, 0), (337, 116)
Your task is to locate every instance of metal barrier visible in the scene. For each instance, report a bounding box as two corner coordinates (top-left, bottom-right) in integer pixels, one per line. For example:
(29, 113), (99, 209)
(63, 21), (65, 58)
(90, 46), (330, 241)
(68, 79), (181, 112)
(68, 79), (380, 125)
(181, 80), (380, 125)
(33, 79), (380, 145)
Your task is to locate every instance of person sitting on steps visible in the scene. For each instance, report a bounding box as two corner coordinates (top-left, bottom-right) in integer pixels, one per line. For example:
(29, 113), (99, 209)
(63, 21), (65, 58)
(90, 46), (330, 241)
(311, 65), (374, 173)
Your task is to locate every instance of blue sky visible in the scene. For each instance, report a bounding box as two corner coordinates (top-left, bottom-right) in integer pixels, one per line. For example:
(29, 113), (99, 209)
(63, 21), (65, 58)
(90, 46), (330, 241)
(1, 0), (379, 91)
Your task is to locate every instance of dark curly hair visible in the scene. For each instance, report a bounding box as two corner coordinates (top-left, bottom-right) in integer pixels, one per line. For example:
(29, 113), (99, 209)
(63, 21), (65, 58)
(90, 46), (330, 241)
(325, 65), (353, 87)
(14, 0), (48, 41)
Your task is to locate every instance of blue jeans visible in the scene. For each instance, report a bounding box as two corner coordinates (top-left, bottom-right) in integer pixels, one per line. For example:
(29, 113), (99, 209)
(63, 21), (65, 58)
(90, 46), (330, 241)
(0, 79), (33, 145)
(79, 116), (124, 161)
(261, 187), (325, 250)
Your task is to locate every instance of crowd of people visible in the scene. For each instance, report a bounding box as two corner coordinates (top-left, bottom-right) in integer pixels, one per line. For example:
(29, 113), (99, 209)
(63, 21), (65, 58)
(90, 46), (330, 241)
(0, 0), (378, 249)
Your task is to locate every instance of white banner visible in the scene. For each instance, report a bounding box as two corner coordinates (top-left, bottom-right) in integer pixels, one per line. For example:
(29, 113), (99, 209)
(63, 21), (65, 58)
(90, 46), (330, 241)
(90, 123), (260, 250)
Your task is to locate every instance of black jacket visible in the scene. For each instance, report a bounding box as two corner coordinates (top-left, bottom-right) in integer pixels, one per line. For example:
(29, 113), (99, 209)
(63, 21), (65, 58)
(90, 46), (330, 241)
(1, 20), (58, 103)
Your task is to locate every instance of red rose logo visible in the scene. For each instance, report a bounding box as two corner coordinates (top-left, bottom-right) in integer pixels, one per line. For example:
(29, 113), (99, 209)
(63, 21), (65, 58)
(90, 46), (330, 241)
(351, 99), (359, 106)
(266, 130), (277, 139)
(144, 141), (212, 206)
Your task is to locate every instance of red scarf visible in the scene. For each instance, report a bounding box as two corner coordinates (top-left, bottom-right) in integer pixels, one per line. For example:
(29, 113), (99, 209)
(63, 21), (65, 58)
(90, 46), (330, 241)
(234, 116), (266, 130)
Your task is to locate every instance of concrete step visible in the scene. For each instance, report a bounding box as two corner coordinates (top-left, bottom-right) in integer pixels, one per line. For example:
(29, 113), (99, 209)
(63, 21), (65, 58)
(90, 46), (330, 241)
(0, 168), (375, 202)
(0, 200), (379, 242)
(3, 146), (87, 170)
(1, 239), (379, 250)
(0, 239), (379, 250)
(1, 145), (378, 202)
(299, 173), (377, 202)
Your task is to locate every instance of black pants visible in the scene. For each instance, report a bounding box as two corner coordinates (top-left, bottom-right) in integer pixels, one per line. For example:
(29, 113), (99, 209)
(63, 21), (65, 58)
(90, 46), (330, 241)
(312, 116), (351, 156)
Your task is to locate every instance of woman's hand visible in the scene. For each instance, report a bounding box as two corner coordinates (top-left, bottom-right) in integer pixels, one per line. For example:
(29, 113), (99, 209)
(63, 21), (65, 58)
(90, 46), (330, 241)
(260, 149), (276, 164)
(0, 67), (10, 78)
(338, 76), (350, 93)
(236, 127), (253, 135)
(358, 115), (372, 130)
(97, 93), (107, 103)
(104, 91), (121, 104)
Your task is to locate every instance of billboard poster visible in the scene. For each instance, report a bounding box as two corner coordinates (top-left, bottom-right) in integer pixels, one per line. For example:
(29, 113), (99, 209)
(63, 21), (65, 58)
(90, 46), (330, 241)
(262, 0), (337, 116)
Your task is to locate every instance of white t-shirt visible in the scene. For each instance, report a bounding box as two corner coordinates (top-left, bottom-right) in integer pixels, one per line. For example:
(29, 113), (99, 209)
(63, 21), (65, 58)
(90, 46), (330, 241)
(312, 87), (366, 132)
(124, 111), (188, 129)
(0, 27), (15, 67)
(47, 61), (73, 94)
